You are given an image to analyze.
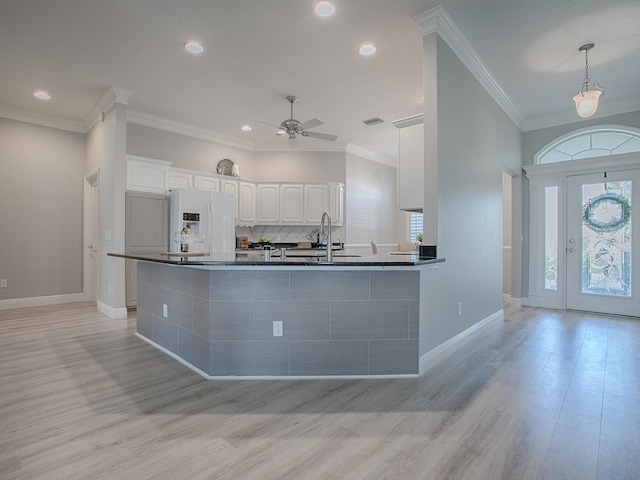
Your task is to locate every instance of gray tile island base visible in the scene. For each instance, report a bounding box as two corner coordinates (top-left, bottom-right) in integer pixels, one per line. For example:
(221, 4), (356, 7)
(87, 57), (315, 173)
(135, 261), (440, 379)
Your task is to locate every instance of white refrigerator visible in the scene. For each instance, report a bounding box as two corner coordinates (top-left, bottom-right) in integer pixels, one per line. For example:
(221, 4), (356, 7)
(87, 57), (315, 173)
(169, 188), (236, 254)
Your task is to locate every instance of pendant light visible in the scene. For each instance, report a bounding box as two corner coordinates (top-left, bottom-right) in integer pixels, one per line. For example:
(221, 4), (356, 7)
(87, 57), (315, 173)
(573, 43), (604, 118)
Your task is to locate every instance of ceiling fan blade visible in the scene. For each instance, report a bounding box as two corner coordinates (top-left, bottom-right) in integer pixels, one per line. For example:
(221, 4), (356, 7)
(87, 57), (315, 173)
(289, 136), (299, 149)
(298, 118), (324, 131)
(303, 131), (338, 142)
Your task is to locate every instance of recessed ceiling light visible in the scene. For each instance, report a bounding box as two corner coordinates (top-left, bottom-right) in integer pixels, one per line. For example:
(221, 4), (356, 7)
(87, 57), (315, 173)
(241, 125), (252, 132)
(185, 42), (204, 53)
(314, 1), (335, 17)
(34, 91), (51, 100)
(359, 44), (376, 56)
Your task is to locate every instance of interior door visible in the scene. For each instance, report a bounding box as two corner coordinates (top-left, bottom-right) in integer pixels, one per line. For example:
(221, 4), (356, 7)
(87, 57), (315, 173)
(566, 169), (639, 316)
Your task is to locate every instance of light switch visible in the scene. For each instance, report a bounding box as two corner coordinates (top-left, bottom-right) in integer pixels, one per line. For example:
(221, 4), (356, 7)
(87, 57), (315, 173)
(105, 230), (112, 241)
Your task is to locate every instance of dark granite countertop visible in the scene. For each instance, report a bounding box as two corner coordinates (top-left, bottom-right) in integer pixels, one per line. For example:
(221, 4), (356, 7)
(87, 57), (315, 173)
(108, 251), (445, 267)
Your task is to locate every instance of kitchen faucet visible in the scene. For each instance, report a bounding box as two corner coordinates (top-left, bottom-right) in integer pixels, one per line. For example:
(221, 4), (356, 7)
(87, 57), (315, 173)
(319, 212), (332, 263)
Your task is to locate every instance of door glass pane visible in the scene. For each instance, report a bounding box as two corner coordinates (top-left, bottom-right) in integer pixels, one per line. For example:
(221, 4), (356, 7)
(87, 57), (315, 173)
(544, 187), (558, 291)
(581, 181), (632, 296)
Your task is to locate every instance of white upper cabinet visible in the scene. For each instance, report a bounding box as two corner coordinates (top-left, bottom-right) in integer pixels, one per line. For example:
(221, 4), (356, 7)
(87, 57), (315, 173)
(237, 181), (256, 225)
(393, 115), (424, 211)
(280, 184), (305, 224)
(220, 178), (238, 197)
(304, 184), (329, 224)
(126, 155), (170, 194)
(194, 175), (220, 192)
(168, 169), (193, 190)
(329, 182), (344, 226)
(256, 184), (280, 223)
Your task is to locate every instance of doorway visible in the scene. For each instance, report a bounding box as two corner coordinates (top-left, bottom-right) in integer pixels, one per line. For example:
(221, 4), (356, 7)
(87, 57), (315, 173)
(566, 169), (639, 316)
(83, 170), (99, 303)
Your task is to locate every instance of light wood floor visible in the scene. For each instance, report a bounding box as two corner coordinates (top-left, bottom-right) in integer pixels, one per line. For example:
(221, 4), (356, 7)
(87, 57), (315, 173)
(1, 303), (638, 479)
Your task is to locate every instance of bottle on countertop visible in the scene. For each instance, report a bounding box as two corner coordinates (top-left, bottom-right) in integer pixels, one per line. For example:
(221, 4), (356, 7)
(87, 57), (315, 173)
(180, 226), (190, 253)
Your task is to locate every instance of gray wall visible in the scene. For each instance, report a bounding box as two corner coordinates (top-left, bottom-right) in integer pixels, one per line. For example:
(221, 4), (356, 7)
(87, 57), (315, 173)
(0, 118), (85, 300)
(127, 123), (256, 177)
(253, 150), (345, 183)
(420, 34), (523, 354)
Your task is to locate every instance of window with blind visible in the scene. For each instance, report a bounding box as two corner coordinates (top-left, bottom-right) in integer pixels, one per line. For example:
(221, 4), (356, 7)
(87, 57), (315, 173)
(409, 212), (423, 242)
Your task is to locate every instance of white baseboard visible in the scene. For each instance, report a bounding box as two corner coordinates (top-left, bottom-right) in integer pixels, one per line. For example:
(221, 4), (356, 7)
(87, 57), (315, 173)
(0, 293), (87, 310)
(510, 297), (523, 308)
(97, 300), (128, 319)
(502, 293), (511, 305)
(419, 309), (504, 375)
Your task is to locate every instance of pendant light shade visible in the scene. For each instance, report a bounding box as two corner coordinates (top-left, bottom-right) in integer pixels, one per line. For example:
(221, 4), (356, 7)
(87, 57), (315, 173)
(574, 89), (603, 118)
(573, 43), (604, 118)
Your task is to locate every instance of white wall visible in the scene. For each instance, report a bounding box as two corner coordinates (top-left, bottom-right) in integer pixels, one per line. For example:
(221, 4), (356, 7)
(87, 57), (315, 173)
(420, 34), (522, 355)
(346, 152), (403, 246)
(86, 102), (128, 318)
(0, 118), (85, 302)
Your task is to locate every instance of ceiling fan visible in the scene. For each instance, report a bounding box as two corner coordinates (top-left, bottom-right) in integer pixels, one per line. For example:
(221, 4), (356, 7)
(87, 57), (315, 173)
(259, 96), (338, 146)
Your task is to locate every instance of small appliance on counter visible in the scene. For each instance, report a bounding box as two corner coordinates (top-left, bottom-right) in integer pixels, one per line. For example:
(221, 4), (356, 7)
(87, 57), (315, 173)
(419, 245), (437, 258)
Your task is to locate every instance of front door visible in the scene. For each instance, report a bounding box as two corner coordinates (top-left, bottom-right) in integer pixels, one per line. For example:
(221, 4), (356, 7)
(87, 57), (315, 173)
(566, 169), (640, 316)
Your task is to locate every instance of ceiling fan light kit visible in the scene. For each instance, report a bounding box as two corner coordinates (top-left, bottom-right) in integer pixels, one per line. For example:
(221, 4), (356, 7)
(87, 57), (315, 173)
(264, 95), (338, 145)
(573, 43), (604, 118)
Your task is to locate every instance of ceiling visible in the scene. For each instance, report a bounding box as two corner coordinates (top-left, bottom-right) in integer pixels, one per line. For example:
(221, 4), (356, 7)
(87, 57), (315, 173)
(1, 0), (639, 162)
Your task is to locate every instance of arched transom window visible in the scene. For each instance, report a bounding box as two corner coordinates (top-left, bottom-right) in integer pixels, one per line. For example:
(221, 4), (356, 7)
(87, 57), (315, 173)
(536, 126), (640, 164)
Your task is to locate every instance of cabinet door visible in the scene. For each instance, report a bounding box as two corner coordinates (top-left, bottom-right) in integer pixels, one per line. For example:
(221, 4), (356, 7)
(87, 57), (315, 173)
(237, 181), (257, 224)
(280, 184), (304, 223)
(329, 182), (344, 226)
(257, 184), (280, 223)
(304, 184), (329, 224)
(168, 171), (193, 190)
(194, 175), (220, 192)
(126, 157), (170, 193)
(125, 192), (168, 306)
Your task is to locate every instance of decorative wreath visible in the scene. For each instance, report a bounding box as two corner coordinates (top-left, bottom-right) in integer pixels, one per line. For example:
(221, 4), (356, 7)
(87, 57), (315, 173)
(582, 193), (631, 234)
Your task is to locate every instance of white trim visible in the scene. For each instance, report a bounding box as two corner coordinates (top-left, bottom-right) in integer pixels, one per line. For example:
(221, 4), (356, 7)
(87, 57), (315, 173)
(97, 300), (128, 319)
(522, 97), (640, 132)
(412, 5), (524, 130)
(510, 297), (523, 308)
(524, 152), (640, 181)
(135, 333), (418, 380)
(392, 114), (424, 129)
(83, 169), (99, 303)
(346, 143), (396, 167)
(0, 294), (87, 311)
(502, 293), (511, 305)
(127, 109), (255, 151)
(84, 86), (132, 131)
(0, 104), (85, 133)
(419, 310), (504, 375)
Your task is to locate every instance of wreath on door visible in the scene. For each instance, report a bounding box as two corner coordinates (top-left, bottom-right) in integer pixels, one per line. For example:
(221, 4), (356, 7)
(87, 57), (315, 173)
(582, 193), (631, 234)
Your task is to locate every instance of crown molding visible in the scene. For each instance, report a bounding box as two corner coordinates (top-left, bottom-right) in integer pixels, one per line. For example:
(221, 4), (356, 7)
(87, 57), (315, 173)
(127, 109), (256, 151)
(413, 5), (524, 130)
(346, 143), (396, 167)
(521, 97), (640, 132)
(0, 104), (85, 133)
(392, 113), (423, 129)
(83, 86), (133, 131)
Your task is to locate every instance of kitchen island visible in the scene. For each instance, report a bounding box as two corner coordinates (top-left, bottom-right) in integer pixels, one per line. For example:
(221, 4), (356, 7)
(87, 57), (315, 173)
(109, 251), (444, 379)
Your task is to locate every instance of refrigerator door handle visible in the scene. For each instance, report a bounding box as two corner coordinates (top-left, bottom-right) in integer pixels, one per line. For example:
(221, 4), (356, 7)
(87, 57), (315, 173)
(207, 202), (212, 254)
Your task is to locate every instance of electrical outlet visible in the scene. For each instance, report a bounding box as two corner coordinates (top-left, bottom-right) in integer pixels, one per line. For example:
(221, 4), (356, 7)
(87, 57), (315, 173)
(163, 304), (168, 318)
(105, 230), (112, 241)
(273, 321), (283, 337)
(0, 279), (7, 288)
(457, 302), (463, 316)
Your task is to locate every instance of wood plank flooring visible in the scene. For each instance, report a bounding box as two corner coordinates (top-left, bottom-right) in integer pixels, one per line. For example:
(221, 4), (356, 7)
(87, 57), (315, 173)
(1, 303), (638, 479)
